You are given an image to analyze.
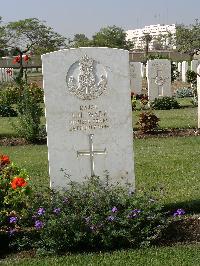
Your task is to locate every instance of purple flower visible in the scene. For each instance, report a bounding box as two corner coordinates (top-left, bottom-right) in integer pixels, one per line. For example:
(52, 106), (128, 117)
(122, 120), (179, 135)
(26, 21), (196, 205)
(107, 215), (115, 222)
(37, 208), (45, 216)
(35, 220), (44, 230)
(9, 228), (16, 237)
(111, 206), (118, 213)
(9, 216), (18, 224)
(173, 209), (185, 217)
(53, 208), (61, 214)
(128, 209), (141, 219)
(63, 197), (69, 203)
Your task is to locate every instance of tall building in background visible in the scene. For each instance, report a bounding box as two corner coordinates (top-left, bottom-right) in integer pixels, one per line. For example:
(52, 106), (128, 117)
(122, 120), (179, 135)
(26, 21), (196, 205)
(126, 24), (176, 50)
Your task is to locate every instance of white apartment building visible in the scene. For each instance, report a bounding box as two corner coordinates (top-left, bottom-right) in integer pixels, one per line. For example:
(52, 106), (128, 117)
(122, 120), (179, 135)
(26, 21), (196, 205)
(126, 24), (176, 50)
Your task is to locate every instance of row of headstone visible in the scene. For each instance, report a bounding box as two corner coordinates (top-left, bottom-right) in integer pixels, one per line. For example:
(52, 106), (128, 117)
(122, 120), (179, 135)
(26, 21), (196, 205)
(178, 60), (200, 82)
(0, 68), (13, 82)
(130, 59), (200, 99)
(130, 59), (171, 100)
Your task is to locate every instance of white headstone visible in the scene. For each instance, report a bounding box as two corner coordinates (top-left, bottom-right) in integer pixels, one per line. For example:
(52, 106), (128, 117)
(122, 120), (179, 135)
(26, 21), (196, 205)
(141, 63), (145, 78)
(42, 47), (135, 190)
(191, 60), (200, 73)
(197, 65), (200, 128)
(130, 62), (142, 94)
(178, 62), (182, 73)
(181, 61), (188, 82)
(146, 59), (171, 101)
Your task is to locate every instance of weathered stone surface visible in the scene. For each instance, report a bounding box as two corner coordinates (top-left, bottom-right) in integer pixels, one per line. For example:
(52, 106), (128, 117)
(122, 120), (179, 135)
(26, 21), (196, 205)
(181, 61), (188, 82)
(42, 48), (135, 190)
(146, 59), (171, 101)
(130, 62), (142, 94)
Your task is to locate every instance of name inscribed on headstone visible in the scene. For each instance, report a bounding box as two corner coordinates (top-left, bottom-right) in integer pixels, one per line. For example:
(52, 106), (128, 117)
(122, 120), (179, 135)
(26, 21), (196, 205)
(69, 104), (109, 131)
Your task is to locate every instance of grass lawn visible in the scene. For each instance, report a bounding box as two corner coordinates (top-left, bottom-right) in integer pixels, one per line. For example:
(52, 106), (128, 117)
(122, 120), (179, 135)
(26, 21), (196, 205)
(0, 118), (18, 137)
(1, 135), (200, 210)
(0, 100), (200, 263)
(2, 244), (200, 265)
(133, 107), (197, 130)
(133, 97), (197, 130)
(0, 99), (197, 138)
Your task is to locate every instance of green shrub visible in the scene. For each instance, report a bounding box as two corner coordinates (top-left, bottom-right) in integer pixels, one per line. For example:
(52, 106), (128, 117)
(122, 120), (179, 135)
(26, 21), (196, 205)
(137, 111), (160, 133)
(0, 154), (31, 228)
(8, 176), (169, 254)
(0, 82), (43, 119)
(0, 105), (17, 117)
(0, 84), (20, 106)
(131, 96), (137, 110)
(13, 84), (45, 142)
(175, 87), (194, 98)
(151, 97), (180, 110)
(0, 82), (44, 106)
(186, 70), (197, 87)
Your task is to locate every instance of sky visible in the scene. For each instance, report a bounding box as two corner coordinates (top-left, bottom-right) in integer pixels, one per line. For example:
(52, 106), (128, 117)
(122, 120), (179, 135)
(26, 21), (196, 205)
(0, 0), (200, 39)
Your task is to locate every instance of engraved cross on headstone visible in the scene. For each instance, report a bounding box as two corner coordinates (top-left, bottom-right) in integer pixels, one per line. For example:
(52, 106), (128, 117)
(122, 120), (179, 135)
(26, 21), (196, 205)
(154, 69), (165, 96)
(77, 134), (107, 176)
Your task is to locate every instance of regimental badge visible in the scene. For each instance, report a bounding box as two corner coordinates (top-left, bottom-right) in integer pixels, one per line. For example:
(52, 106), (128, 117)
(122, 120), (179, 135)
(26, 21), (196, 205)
(66, 54), (107, 100)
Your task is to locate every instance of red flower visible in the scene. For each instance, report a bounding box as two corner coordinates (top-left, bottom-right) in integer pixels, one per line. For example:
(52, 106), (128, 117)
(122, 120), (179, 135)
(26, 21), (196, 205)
(11, 177), (27, 189)
(0, 155), (10, 165)
(6, 68), (13, 76)
(24, 55), (29, 62)
(13, 56), (20, 64)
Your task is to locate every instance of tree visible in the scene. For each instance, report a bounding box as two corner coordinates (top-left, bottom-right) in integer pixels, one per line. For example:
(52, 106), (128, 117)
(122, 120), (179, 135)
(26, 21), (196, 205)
(5, 18), (66, 54)
(4, 18), (66, 82)
(152, 35), (164, 50)
(70, 33), (92, 48)
(92, 25), (134, 50)
(176, 21), (200, 58)
(0, 16), (8, 56)
(142, 33), (152, 63)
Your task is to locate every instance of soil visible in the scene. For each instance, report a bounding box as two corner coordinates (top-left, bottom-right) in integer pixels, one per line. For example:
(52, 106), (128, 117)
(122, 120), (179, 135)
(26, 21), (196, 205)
(0, 129), (200, 146)
(134, 128), (200, 139)
(0, 137), (46, 146)
(161, 215), (200, 245)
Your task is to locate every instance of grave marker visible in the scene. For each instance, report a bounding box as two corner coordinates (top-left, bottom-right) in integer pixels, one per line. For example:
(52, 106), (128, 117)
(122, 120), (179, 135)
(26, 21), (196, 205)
(42, 48), (135, 190)
(130, 62), (142, 94)
(182, 61), (188, 82)
(146, 59), (171, 101)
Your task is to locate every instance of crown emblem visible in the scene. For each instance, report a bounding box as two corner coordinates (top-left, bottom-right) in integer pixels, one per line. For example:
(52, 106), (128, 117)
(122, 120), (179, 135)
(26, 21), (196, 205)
(66, 54), (107, 100)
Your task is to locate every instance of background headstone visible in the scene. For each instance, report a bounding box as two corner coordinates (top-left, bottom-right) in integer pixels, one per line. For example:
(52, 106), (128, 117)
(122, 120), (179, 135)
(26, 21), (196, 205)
(178, 62), (182, 73)
(146, 59), (171, 101)
(130, 62), (142, 94)
(42, 47), (135, 190)
(182, 61), (188, 82)
(141, 63), (146, 78)
(191, 60), (200, 73)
